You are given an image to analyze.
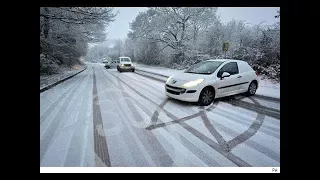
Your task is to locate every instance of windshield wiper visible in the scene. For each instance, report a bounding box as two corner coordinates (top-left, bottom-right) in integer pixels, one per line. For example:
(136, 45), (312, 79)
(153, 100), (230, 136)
(185, 72), (211, 74)
(185, 71), (197, 73)
(196, 72), (211, 74)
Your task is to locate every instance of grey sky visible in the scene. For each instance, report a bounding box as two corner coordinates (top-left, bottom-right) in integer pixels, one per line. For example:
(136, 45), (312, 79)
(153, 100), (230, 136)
(106, 7), (280, 40)
(106, 7), (148, 40)
(217, 7), (279, 25)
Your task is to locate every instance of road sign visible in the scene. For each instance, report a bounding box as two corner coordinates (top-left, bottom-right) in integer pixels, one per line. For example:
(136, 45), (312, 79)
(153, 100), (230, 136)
(223, 42), (229, 52)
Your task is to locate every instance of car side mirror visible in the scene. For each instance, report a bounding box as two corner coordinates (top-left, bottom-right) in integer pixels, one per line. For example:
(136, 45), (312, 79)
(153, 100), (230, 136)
(221, 72), (231, 79)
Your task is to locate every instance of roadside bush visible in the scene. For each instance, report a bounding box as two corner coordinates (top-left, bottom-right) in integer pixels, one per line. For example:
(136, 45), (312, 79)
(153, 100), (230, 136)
(40, 54), (59, 75)
(40, 37), (82, 75)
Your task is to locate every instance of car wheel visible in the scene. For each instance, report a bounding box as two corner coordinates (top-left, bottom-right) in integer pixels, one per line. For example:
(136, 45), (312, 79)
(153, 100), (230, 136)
(247, 81), (257, 96)
(119, 69), (122, 73)
(132, 69), (135, 72)
(198, 87), (215, 106)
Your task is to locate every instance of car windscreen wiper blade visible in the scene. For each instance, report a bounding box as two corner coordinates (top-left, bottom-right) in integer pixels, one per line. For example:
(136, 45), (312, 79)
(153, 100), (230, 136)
(194, 72), (212, 74)
(185, 71), (211, 74)
(185, 71), (197, 73)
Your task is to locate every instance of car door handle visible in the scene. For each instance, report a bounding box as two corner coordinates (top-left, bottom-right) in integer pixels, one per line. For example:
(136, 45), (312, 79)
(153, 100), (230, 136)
(237, 75), (242, 78)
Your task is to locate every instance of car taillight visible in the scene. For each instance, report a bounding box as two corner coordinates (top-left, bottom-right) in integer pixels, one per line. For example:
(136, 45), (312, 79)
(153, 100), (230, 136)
(255, 71), (259, 76)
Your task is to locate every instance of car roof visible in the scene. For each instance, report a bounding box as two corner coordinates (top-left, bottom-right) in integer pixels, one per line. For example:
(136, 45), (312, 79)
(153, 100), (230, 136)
(206, 59), (246, 63)
(119, 56), (130, 58)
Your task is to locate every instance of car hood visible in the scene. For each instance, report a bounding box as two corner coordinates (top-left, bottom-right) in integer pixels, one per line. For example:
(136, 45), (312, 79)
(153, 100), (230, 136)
(167, 73), (210, 87)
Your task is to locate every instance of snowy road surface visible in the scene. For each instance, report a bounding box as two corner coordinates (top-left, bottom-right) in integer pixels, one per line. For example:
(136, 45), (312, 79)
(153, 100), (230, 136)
(40, 62), (280, 167)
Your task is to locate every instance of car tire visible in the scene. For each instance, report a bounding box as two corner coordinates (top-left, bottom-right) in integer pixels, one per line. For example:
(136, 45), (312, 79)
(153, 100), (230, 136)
(198, 87), (215, 106)
(132, 69), (135, 72)
(247, 81), (257, 96)
(119, 69), (122, 73)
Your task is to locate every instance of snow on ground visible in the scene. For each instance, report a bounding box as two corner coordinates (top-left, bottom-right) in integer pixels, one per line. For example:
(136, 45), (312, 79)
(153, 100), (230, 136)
(40, 64), (86, 89)
(40, 63), (280, 167)
(256, 75), (280, 99)
(135, 63), (280, 99)
(135, 63), (185, 76)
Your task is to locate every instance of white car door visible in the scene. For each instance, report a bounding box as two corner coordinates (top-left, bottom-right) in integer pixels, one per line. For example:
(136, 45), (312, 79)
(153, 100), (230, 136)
(215, 62), (241, 97)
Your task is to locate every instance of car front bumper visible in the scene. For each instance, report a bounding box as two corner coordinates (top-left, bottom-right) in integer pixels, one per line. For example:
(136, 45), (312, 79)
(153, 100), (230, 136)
(164, 84), (201, 102)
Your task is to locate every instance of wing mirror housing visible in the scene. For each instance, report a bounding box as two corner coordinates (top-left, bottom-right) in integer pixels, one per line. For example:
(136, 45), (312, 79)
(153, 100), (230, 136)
(221, 72), (230, 80)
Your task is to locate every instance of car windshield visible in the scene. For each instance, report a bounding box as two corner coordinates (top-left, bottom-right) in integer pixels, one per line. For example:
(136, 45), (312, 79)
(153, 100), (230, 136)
(184, 61), (224, 74)
(120, 58), (130, 62)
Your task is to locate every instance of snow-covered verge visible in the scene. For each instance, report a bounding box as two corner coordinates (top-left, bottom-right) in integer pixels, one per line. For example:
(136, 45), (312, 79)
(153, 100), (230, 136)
(256, 75), (280, 99)
(40, 64), (86, 89)
(135, 63), (185, 76)
(135, 63), (280, 99)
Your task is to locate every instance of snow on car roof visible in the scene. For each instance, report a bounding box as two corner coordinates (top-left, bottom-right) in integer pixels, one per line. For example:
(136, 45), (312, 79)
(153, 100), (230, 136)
(119, 56), (130, 58)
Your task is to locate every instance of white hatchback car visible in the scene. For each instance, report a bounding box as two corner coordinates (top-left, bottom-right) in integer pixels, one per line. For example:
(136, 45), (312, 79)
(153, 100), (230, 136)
(165, 59), (259, 106)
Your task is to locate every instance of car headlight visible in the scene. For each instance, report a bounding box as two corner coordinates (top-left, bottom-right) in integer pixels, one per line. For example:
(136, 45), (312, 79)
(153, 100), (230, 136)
(166, 75), (173, 83)
(181, 79), (204, 88)
(121, 64), (124, 67)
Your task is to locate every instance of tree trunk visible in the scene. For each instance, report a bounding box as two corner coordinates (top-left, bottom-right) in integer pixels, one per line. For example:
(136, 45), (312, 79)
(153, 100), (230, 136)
(43, 8), (50, 39)
(193, 26), (196, 44)
(180, 22), (186, 63)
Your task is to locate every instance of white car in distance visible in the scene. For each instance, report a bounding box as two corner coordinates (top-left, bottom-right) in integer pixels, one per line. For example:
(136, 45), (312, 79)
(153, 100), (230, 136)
(117, 56), (135, 72)
(165, 59), (259, 106)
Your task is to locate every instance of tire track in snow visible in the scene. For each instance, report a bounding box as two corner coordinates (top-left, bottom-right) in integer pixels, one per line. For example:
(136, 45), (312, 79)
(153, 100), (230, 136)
(103, 67), (250, 167)
(92, 68), (111, 167)
(40, 68), (92, 164)
(98, 67), (173, 166)
(40, 67), (92, 125)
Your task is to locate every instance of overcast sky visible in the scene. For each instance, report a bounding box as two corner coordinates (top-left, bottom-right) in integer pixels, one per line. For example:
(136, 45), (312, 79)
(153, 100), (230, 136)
(106, 7), (279, 40)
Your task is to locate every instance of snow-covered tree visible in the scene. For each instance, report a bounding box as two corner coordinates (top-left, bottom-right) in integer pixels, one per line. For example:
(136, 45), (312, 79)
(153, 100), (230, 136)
(128, 7), (218, 65)
(40, 7), (117, 74)
(126, 7), (280, 81)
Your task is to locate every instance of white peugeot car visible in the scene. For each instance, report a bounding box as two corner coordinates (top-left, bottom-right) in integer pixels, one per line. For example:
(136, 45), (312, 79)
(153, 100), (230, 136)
(165, 59), (259, 106)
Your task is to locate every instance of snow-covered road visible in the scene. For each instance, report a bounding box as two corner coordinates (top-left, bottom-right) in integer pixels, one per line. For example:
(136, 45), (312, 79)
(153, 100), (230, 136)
(40, 62), (280, 167)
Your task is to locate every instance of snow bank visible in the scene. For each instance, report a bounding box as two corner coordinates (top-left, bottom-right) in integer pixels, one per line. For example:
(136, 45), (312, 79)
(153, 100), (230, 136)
(256, 75), (280, 99)
(40, 64), (86, 89)
(135, 63), (185, 76)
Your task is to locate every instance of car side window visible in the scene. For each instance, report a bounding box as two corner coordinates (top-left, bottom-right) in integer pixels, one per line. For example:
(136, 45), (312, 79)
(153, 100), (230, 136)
(217, 62), (239, 77)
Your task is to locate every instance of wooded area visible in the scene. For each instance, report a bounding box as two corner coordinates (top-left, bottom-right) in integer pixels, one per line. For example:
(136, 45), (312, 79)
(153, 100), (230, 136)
(40, 7), (117, 74)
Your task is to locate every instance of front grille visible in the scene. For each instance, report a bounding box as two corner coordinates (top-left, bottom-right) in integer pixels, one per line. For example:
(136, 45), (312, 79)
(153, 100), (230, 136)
(123, 64), (131, 67)
(166, 89), (180, 95)
(165, 84), (186, 95)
